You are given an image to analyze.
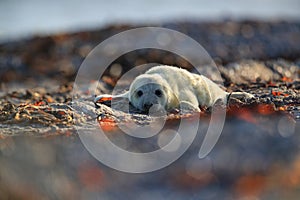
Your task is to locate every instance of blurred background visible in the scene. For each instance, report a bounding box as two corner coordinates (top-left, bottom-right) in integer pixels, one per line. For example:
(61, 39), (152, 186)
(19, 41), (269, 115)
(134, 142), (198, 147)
(0, 1), (299, 200)
(0, 0), (299, 42)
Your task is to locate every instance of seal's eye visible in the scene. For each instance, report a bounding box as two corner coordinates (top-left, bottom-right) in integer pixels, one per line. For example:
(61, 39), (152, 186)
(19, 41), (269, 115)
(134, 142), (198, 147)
(155, 89), (162, 97)
(137, 90), (143, 97)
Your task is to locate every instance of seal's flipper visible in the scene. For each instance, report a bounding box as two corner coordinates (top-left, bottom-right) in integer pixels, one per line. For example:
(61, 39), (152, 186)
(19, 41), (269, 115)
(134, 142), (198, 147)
(230, 92), (255, 100)
(94, 92), (129, 107)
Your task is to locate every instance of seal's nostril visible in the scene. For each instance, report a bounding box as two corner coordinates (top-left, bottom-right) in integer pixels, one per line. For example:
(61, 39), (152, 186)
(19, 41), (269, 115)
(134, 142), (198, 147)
(143, 103), (153, 110)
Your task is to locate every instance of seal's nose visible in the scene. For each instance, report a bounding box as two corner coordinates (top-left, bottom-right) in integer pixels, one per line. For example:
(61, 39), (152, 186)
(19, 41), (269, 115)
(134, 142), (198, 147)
(143, 103), (153, 110)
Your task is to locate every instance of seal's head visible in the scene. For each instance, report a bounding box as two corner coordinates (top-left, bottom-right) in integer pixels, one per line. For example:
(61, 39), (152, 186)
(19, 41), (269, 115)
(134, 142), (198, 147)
(129, 74), (172, 112)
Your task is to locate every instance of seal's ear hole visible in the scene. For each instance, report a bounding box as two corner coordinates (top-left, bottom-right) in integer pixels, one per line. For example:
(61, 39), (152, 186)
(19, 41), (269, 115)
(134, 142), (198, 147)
(137, 90), (143, 97)
(155, 89), (162, 97)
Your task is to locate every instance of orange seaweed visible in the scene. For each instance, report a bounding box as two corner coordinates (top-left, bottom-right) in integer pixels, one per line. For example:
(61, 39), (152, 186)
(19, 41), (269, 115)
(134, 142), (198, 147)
(238, 108), (257, 123)
(78, 164), (105, 191)
(57, 111), (67, 115)
(257, 104), (275, 115)
(235, 174), (267, 197)
(97, 117), (117, 132)
(227, 106), (257, 123)
(34, 101), (46, 106)
(278, 106), (288, 111)
(97, 97), (113, 103)
(267, 81), (277, 87)
(271, 91), (289, 97)
(282, 76), (293, 82)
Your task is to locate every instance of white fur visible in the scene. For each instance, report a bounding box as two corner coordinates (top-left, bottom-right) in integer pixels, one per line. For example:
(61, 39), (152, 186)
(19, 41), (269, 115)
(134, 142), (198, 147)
(94, 65), (254, 112)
